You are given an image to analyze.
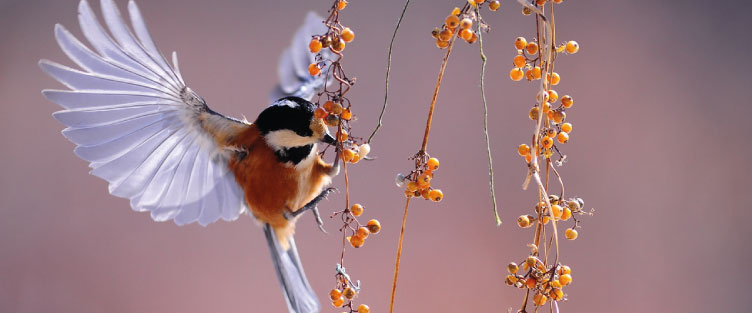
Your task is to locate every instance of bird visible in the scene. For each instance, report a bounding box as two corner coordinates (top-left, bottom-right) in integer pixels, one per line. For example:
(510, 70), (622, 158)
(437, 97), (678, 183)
(39, 1), (339, 312)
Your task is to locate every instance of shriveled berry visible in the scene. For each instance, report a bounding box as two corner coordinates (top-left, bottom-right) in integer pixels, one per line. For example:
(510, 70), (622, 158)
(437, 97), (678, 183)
(331, 102), (344, 114)
(325, 114), (339, 126)
(517, 215), (531, 228)
(529, 107), (540, 120)
(331, 38), (346, 52)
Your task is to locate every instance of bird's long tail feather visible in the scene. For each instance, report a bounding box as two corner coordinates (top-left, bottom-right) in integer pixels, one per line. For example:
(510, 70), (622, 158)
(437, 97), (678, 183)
(263, 224), (320, 313)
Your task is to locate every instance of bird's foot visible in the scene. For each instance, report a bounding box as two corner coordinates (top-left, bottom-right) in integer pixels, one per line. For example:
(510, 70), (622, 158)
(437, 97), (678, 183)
(285, 187), (337, 232)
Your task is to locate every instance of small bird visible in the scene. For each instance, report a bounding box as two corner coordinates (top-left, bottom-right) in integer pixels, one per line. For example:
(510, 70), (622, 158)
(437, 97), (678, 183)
(40, 1), (338, 312)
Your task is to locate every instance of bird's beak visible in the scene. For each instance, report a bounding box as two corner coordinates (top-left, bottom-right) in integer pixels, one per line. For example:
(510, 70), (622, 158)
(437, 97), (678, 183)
(321, 133), (336, 146)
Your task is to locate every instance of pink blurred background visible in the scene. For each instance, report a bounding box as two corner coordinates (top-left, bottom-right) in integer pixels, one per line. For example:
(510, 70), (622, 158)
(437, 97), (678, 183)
(1, 0), (751, 312)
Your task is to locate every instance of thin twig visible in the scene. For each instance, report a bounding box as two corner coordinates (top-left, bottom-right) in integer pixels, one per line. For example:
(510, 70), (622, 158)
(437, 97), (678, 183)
(476, 7), (501, 226)
(421, 35), (457, 151)
(387, 198), (411, 313)
(368, 0), (411, 144)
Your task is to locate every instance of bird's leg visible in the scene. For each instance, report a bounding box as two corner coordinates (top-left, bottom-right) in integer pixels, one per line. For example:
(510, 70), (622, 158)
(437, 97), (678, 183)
(327, 148), (341, 177)
(285, 187), (336, 232)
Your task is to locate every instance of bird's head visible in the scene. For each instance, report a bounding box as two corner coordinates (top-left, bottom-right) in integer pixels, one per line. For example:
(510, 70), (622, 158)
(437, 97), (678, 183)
(255, 96), (335, 152)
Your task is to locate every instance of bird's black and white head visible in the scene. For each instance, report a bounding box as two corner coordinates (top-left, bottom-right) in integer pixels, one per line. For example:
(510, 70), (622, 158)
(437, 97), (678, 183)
(256, 97), (335, 165)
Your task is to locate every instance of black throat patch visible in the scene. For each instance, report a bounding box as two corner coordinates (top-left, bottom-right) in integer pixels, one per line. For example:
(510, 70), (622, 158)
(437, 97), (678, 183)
(274, 144), (314, 165)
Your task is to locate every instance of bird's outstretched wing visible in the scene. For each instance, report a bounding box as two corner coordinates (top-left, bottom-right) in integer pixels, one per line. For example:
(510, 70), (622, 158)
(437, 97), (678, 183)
(41, 0), (249, 226)
(269, 12), (333, 102)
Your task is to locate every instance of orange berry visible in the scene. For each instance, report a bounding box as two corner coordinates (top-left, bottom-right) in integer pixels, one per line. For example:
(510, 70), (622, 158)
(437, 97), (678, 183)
(404, 189), (414, 198)
(323, 100), (335, 111)
(528, 107), (540, 120)
(525, 277), (537, 289)
(532, 66), (542, 80)
(341, 108), (353, 120)
(513, 55), (526, 68)
(331, 102), (344, 114)
(489, 0), (501, 11)
(558, 265), (572, 275)
(427, 157), (440, 170)
(467, 32), (478, 44)
(314, 107), (328, 119)
(537, 90), (550, 103)
(559, 273), (573, 285)
(550, 288), (564, 301)
(349, 235), (365, 248)
(534, 293), (547, 306)
(357, 304), (370, 313)
(526, 42), (539, 54)
(445, 15), (460, 28)
(343, 287), (356, 299)
(332, 297), (345, 307)
(566, 40), (579, 54)
(341, 27), (355, 42)
(309, 38), (322, 53)
(406, 181), (418, 192)
(541, 136), (554, 149)
(551, 204), (562, 219)
(331, 38), (346, 52)
(417, 173), (431, 187)
(427, 189), (443, 202)
(560, 122), (572, 133)
(561, 207), (572, 220)
(337, 0), (348, 10)
(505, 274), (518, 286)
(547, 90), (559, 102)
(542, 216), (550, 224)
(548, 72), (561, 85)
(561, 95), (573, 108)
(439, 28), (453, 41)
(451, 7), (461, 16)
(510, 68), (524, 81)
(308, 63), (320, 76)
(351, 204), (364, 216)
(459, 28), (472, 41)
(431, 27), (441, 39)
(357, 226), (370, 239)
(565, 228), (578, 240)
(522, 6), (533, 15)
(552, 111), (566, 123)
(338, 130), (348, 142)
(525, 154), (532, 163)
(525, 69), (534, 81)
(553, 0), (563, 3)
(542, 102), (551, 113)
(514, 37), (527, 50)
(460, 18), (473, 30)
(436, 38), (450, 49)
(536, 0), (547, 5)
(367, 219), (381, 234)
(557, 131), (569, 144)
(342, 149), (356, 163)
(517, 215), (531, 228)
(507, 262), (519, 273)
(330, 289), (342, 301)
(518, 144), (531, 156)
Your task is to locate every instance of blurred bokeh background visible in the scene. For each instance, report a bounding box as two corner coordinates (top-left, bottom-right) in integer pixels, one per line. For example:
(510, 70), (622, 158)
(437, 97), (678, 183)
(1, 0), (751, 312)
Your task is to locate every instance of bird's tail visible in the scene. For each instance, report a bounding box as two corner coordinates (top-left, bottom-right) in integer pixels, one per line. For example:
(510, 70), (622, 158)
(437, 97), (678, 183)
(263, 223), (320, 313)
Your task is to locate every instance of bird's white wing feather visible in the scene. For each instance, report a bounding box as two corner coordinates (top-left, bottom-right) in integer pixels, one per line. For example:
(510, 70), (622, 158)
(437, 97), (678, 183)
(270, 12), (332, 102)
(41, 0), (248, 226)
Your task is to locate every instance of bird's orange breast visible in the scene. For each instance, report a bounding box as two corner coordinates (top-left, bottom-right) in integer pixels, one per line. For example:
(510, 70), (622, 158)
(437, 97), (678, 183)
(227, 125), (334, 232)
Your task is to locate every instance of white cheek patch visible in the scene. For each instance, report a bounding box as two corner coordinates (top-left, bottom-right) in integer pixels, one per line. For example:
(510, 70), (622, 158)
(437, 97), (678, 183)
(265, 129), (316, 150)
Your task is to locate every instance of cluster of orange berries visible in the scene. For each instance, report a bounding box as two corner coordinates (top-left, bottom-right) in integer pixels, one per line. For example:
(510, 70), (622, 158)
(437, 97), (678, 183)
(344, 204), (382, 248)
(396, 157), (443, 202)
(504, 257), (574, 306)
(308, 0), (355, 77)
(516, 195), (585, 240)
(509, 38), (579, 82)
(329, 285), (370, 313)
(430, 1), (500, 49)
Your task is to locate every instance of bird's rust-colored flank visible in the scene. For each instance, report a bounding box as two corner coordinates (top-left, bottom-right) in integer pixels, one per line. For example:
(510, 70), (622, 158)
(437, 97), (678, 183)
(228, 125), (334, 249)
